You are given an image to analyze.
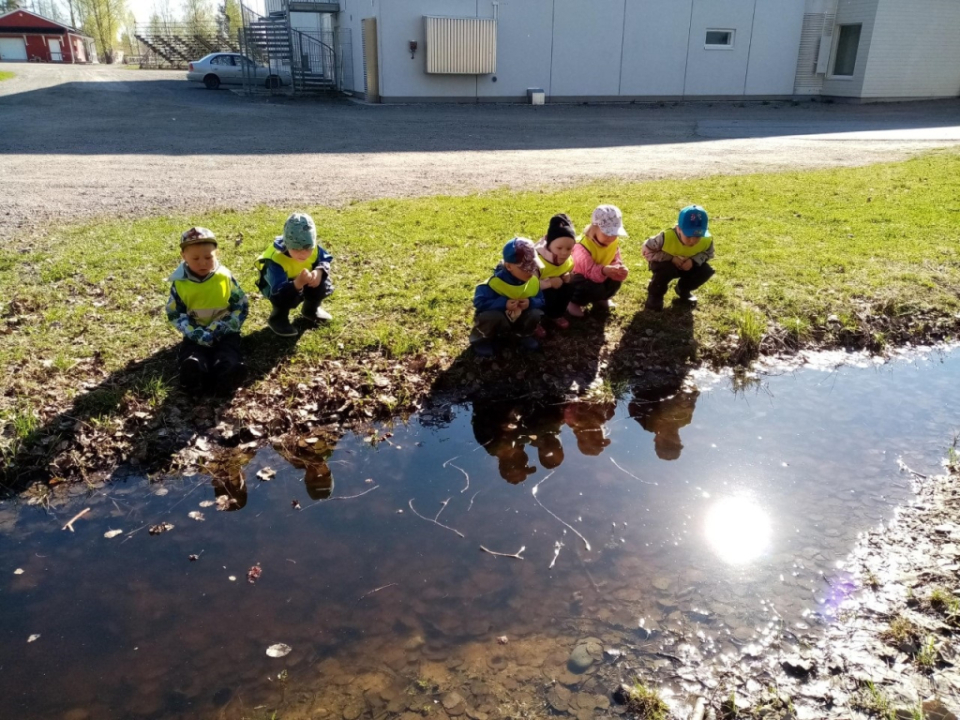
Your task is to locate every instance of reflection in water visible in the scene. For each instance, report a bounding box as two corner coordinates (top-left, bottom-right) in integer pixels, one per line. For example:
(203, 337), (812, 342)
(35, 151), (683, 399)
(704, 495), (772, 564)
(562, 401), (615, 456)
(630, 389), (700, 460)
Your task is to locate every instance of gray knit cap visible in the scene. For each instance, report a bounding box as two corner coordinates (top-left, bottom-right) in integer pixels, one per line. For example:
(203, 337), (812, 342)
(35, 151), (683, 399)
(282, 213), (317, 251)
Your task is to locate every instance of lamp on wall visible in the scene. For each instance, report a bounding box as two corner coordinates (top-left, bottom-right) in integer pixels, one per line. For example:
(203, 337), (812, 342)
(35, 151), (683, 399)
(409, 40), (418, 59)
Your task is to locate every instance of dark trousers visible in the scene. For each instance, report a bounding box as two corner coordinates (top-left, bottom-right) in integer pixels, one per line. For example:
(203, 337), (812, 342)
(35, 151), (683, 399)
(178, 333), (246, 394)
(569, 275), (622, 307)
(542, 284), (575, 319)
(470, 309), (545, 344)
(646, 261), (715, 307)
(270, 280), (331, 312)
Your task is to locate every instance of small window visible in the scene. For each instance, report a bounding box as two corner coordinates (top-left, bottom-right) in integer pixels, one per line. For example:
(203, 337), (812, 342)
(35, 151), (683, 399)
(210, 55), (230, 66)
(832, 24), (861, 77)
(705, 29), (734, 49)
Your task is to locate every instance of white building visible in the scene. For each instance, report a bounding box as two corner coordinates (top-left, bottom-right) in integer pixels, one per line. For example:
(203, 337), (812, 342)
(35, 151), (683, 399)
(282, 0), (960, 103)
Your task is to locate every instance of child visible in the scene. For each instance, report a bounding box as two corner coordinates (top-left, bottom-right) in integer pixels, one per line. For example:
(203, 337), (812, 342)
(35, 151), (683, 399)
(568, 204), (629, 317)
(535, 213), (576, 329)
(641, 204), (715, 311)
(471, 237), (545, 357)
(255, 212), (334, 337)
(166, 227), (249, 395)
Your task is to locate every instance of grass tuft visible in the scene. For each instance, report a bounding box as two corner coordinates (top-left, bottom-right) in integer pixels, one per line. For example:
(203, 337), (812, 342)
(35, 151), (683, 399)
(624, 680), (669, 720)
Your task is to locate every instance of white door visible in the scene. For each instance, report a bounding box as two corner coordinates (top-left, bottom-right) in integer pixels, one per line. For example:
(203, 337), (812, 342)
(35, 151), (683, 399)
(0, 37), (28, 61)
(48, 38), (62, 62)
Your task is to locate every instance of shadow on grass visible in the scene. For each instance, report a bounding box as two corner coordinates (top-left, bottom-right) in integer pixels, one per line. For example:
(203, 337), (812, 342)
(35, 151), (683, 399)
(1, 327), (299, 496)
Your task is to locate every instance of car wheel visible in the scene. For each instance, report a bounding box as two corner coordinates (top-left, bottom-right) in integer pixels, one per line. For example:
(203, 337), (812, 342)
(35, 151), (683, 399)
(203, 74), (220, 90)
(265, 75), (281, 90)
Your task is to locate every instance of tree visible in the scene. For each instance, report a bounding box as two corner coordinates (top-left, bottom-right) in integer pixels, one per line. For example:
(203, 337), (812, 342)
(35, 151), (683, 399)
(217, 0), (240, 40)
(76, 0), (126, 61)
(181, 0), (212, 34)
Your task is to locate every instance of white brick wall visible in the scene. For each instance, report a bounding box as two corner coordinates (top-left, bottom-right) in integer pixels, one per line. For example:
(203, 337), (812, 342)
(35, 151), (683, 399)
(860, 0), (960, 98)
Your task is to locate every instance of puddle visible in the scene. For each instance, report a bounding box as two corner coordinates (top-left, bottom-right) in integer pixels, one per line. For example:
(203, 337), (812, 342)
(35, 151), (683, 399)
(2, 348), (960, 719)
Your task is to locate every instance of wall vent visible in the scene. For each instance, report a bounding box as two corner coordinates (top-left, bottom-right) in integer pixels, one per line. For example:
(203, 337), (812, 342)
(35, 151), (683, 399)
(424, 16), (496, 74)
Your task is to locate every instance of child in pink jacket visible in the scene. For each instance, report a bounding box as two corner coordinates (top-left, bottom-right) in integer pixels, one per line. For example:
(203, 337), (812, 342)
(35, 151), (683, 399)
(567, 205), (629, 317)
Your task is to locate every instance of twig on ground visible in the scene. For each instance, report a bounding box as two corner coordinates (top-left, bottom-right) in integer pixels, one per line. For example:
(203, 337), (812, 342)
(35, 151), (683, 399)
(408, 498), (465, 538)
(480, 545), (525, 560)
(357, 582), (398, 602)
(467, 490), (481, 512)
(444, 456), (470, 493)
(610, 457), (656, 485)
(62, 507), (90, 532)
(531, 471), (591, 551)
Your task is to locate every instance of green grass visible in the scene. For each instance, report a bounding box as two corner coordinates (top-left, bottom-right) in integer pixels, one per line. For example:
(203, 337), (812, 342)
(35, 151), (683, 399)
(0, 71), (15, 82)
(624, 680), (669, 719)
(3, 151), (960, 481)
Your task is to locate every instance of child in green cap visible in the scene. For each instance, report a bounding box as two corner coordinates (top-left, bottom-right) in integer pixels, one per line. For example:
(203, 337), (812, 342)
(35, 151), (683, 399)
(255, 212), (334, 337)
(166, 227), (249, 395)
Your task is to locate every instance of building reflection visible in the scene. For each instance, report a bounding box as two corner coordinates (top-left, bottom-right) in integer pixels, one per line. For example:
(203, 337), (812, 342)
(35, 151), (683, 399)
(629, 388), (700, 461)
(471, 400), (616, 484)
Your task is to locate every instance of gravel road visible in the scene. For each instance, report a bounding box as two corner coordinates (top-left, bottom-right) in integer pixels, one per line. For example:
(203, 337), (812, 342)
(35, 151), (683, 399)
(1, 63), (959, 238)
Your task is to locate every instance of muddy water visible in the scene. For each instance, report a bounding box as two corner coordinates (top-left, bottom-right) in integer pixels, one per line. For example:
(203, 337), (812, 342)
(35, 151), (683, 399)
(2, 348), (959, 720)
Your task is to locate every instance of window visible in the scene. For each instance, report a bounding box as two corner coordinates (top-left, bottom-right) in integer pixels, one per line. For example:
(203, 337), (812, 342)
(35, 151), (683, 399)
(210, 55), (231, 66)
(832, 24), (861, 77)
(705, 29), (734, 49)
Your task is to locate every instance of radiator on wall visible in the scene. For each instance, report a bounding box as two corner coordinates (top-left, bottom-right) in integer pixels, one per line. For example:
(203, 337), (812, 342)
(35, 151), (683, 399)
(424, 16), (497, 74)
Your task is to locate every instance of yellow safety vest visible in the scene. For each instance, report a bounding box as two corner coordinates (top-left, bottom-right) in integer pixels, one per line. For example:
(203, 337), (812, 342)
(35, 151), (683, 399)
(172, 265), (233, 327)
(661, 228), (712, 258)
(256, 244), (319, 279)
(580, 234), (620, 267)
(486, 275), (541, 299)
(538, 253), (574, 279)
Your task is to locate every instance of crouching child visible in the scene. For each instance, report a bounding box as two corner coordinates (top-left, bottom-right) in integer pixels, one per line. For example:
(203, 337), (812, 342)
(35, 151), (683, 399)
(470, 237), (545, 357)
(166, 227), (249, 395)
(642, 205), (715, 311)
(256, 212), (334, 337)
(568, 204), (629, 316)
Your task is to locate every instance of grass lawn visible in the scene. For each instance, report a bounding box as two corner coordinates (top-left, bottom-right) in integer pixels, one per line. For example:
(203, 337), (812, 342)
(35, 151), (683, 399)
(0, 71), (15, 82)
(3, 150), (960, 487)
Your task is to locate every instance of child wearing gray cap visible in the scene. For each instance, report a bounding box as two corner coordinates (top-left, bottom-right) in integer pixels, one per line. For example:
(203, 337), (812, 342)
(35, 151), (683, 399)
(166, 227), (249, 395)
(255, 212), (334, 337)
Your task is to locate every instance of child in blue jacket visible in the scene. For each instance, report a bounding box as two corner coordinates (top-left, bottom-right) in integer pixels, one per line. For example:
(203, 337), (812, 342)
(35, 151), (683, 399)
(470, 237), (545, 357)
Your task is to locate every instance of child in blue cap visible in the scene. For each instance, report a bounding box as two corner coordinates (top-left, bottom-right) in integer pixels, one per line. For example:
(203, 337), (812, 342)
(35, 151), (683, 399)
(641, 205), (715, 311)
(471, 237), (546, 357)
(255, 212), (334, 336)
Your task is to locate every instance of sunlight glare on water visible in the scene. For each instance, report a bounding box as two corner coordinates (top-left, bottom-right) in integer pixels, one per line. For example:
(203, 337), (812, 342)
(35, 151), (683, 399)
(704, 495), (772, 565)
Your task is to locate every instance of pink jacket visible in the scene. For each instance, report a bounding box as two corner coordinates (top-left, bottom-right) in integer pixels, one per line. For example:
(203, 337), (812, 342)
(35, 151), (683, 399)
(572, 242), (623, 284)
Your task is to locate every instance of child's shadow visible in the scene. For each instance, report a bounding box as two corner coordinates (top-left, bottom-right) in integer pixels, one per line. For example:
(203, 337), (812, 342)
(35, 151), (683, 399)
(607, 303), (698, 391)
(3, 328), (299, 495)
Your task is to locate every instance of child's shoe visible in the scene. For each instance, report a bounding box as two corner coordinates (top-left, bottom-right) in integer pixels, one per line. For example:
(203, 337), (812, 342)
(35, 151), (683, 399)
(674, 292), (698, 307)
(301, 300), (333, 325)
(519, 336), (540, 352)
(644, 297), (664, 312)
(268, 308), (298, 337)
(595, 298), (616, 311)
(533, 324), (547, 340)
(552, 317), (570, 330)
(566, 302), (585, 318)
(180, 357), (206, 391)
(472, 340), (496, 358)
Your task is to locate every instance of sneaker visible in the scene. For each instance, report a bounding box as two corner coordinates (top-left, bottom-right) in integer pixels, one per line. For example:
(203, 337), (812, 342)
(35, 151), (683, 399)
(566, 302), (585, 318)
(472, 340), (496, 358)
(301, 305), (333, 324)
(519, 336), (540, 352)
(533, 324), (547, 340)
(644, 300), (664, 312)
(674, 293), (698, 307)
(552, 316), (570, 330)
(595, 298), (616, 311)
(268, 310), (299, 337)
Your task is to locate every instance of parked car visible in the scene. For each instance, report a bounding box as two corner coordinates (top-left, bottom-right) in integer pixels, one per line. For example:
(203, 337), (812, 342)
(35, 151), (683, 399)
(187, 53), (290, 90)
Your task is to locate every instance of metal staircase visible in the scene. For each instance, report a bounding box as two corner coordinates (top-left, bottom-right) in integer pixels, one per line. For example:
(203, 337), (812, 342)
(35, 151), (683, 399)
(238, 3), (338, 96)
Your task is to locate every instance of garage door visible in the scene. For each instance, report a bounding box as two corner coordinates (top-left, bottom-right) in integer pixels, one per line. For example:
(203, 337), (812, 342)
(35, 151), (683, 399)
(0, 37), (28, 61)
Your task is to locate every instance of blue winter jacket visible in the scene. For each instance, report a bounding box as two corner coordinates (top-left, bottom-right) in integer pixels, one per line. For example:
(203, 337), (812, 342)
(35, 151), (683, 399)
(473, 263), (546, 314)
(257, 236), (334, 300)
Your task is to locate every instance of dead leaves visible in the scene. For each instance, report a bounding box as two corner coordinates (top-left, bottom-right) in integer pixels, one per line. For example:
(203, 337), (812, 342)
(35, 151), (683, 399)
(103, 529), (123, 539)
(148, 522), (174, 535)
(187, 511), (205, 522)
(247, 563), (262, 584)
(215, 495), (236, 511)
(256, 467), (276, 482)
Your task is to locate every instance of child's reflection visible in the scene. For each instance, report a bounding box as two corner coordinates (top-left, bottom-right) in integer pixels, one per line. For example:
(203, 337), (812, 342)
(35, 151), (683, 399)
(630, 389), (700, 460)
(471, 403), (566, 484)
(563, 401), (616, 456)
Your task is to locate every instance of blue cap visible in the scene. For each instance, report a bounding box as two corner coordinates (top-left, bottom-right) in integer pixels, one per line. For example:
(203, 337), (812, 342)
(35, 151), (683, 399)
(501, 237), (539, 274)
(678, 205), (711, 238)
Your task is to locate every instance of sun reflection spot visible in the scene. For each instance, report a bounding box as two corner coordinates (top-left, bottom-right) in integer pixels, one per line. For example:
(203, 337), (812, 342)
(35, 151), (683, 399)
(704, 496), (772, 565)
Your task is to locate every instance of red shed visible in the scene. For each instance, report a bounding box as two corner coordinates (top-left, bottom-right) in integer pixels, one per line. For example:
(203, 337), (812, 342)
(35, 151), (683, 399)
(0, 9), (96, 64)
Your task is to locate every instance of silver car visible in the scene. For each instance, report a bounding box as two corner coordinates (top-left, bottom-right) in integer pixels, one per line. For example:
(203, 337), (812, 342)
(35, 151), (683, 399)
(186, 53), (290, 90)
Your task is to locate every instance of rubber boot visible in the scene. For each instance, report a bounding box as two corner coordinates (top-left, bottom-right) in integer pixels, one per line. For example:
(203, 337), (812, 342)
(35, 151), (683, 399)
(268, 307), (298, 337)
(301, 298), (333, 325)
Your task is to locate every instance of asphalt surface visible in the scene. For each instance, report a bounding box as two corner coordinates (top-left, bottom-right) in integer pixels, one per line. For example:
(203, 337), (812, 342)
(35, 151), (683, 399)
(1, 63), (959, 238)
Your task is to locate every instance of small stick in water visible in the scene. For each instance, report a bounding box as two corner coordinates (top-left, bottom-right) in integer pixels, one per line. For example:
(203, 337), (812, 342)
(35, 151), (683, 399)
(444, 457), (470, 494)
(480, 545), (525, 560)
(408, 499), (465, 538)
(531, 472), (591, 552)
(610, 457), (655, 485)
(435, 497), (451, 522)
(62, 507), (91, 532)
(304, 485), (380, 509)
(549, 539), (564, 569)
(467, 490), (481, 512)
(897, 458), (928, 479)
(357, 582), (398, 602)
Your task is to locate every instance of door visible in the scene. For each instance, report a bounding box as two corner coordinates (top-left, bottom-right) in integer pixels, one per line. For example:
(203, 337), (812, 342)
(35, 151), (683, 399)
(48, 38), (62, 62)
(0, 37), (28, 61)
